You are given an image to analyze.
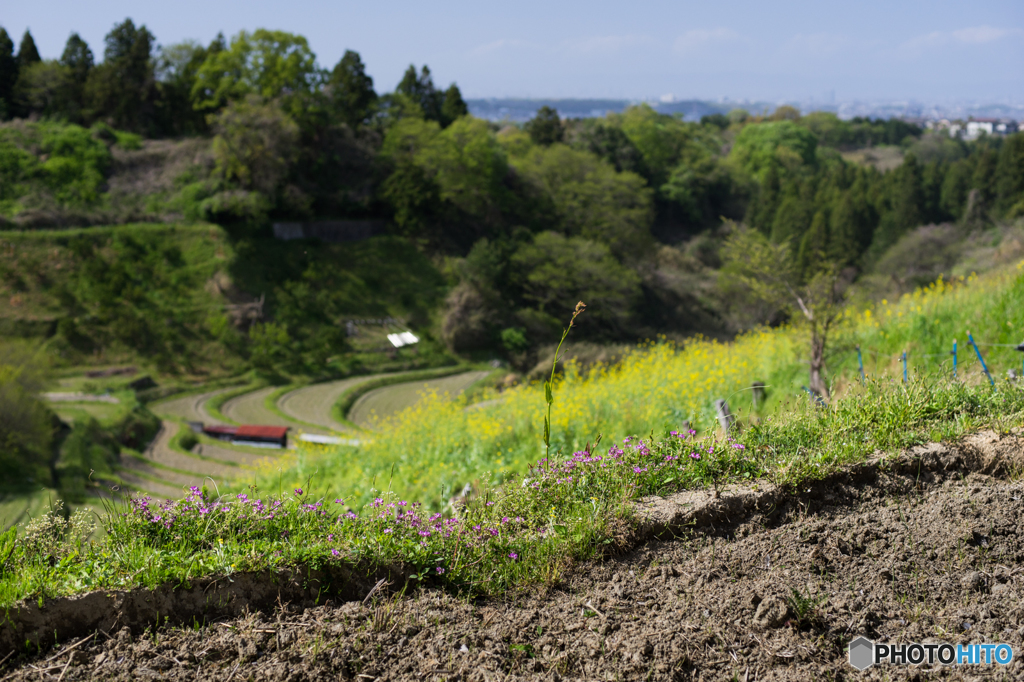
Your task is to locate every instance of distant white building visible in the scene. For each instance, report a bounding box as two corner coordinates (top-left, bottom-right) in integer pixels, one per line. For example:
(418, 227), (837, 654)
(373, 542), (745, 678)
(950, 118), (1020, 140)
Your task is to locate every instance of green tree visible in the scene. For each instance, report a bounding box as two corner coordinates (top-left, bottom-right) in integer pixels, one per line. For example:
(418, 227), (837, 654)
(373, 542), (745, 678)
(770, 189), (812, 245)
(12, 30), (48, 118)
(729, 120), (818, 181)
(525, 106), (563, 146)
(971, 148), (998, 206)
(511, 231), (640, 338)
(568, 118), (647, 176)
(155, 39), (216, 134)
(58, 33), (94, 122)
(891, 153), (925, 233)
(511, 144), (654, 259)
(616, 104), (695, 187)
(210, 94), (299, 196)
(14, 61), (71, 119)
(85, 19), (157, 133)
(721, 226), (846, 400)
(661, 156), (744, 230)
(0, 29), (16, 118)
(16, 30), (40, 68)
(940, 158), (973, 219)
(382, 115), (512, 239)
(828, 183), (876, 260)
(0, 342), (54, 488)
(420, 116), (511, 221)
(192, 29), (319, 117)
(995, 133), (1024, 216)
(397, 64), (443, 122)
(440, 83), (468, 127)
(327, 49), (377, 129)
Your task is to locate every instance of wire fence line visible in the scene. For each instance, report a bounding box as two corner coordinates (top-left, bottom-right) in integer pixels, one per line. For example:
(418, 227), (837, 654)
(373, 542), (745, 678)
(844, 333), (1023, 389)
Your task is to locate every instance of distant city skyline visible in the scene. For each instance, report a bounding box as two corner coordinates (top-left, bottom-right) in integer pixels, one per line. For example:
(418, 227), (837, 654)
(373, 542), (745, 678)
(3, 0), (1021, 103)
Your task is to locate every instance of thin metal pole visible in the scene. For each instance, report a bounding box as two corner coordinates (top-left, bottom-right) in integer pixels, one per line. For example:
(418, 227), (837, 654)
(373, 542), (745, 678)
(952, 339), (957, 379)
(856, 345), (865, 384)
(902, 351), (907, 384)
(967, 331), (996, 389)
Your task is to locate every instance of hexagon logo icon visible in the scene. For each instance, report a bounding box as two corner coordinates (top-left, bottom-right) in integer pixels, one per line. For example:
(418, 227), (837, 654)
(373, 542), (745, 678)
(849, 636), (874, 670)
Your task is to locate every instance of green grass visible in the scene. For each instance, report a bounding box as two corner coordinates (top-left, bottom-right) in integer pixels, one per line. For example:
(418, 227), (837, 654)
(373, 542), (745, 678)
(0, 375), (1020, 610)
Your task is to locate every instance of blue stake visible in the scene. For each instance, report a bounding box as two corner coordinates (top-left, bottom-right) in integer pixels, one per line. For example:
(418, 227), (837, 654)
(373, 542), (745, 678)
(952, 339), (957, 379)
(967, 331), (996, 389)
(902, 350), (907, 384)
(1016, 341), (1024, 382)
(856, 345), (865, 384)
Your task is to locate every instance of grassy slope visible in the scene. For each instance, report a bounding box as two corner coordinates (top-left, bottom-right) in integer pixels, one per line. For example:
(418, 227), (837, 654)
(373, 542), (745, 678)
(2, 258), (1024, 607)
(265, 260), (1024, 507)
(0, 222), (453, 378)
(0, 222), (242, 375)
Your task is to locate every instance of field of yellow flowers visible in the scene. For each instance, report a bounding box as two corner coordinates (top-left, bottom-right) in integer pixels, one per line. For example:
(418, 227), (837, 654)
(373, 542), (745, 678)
(275, 263), (1024, 506)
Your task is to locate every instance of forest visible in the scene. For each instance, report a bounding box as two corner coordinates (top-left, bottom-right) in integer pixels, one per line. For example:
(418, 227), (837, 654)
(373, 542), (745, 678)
(1, 19), (1023, 373)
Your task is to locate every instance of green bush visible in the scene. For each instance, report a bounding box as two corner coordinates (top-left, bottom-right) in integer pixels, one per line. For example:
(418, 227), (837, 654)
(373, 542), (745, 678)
(178, 430), (198, 451)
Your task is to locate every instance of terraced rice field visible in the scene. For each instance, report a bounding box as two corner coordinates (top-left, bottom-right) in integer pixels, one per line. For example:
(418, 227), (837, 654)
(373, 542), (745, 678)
(277, 376), (386, 432)
(220, 387), (296, 428)
(348, 370), (491, 429)
(0, 490), (56, 531)
(111, 370), (485, 500)
(49, 402), (123, 424)
(152, 387), (235, 425)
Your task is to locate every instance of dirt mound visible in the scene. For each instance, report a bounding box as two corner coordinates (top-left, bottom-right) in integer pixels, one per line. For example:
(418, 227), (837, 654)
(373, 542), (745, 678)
(4, 431), (1024, 680)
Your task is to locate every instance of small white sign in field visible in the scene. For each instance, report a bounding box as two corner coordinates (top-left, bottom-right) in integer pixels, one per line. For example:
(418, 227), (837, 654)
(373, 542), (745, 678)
(386, 332), (419, 348)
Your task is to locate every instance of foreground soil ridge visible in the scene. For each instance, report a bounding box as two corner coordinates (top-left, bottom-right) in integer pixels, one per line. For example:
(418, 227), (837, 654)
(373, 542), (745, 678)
(2, 429), (1023, 680)
(634, 429), (1023, 539)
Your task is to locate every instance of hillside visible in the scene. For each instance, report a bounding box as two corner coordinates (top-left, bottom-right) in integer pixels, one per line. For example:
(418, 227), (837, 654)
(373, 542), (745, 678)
(0, 222), (452, 376)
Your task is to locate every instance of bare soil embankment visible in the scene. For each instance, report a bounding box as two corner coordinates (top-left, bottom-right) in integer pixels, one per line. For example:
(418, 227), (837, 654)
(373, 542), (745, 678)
(4, 431), (1024, 680)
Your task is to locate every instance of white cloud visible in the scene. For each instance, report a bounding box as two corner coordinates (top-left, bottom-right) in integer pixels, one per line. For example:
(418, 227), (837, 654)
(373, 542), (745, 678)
(901, 25), (1022, 52)
(672, 28), (740, 54)
(469, 39), (532, 57)
(951, 25), (1021, 44)
(561, 34), (655, 55)
(782, 32), (851, 57)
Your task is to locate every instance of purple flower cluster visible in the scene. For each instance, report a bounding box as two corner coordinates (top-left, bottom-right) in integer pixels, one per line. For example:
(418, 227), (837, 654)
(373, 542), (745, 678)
(113, 430), (756, 584)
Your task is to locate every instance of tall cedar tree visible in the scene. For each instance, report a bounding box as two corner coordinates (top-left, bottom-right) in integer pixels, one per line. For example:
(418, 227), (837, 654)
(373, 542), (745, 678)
(9, 30), (41, 118)
(995, 134), (1024, 214)
(396, 65), (465, 128)
(328, 50), (377, 129)
(397, 65), (442, 122)
(440, 84), (468, 127)
(86, 19), (157, 133)
(526, 106), (564, 146)
(59, 33), (94, 123)
(16, 30), (40, 67)
(0, 29), (16, 118)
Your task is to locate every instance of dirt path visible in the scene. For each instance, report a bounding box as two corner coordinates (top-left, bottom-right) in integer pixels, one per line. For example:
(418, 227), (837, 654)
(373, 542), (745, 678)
(277, 376), (376, 432)
(151, 388), (235, 425)
(14, 433), (1024, 680)
(349, 370), (491, 429)
(135, 422), (239, 481)
(115, 421), (268, 500)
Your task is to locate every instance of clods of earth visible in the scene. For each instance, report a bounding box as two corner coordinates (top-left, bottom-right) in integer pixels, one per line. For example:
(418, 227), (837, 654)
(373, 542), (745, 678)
(4, 433), (1024, 681)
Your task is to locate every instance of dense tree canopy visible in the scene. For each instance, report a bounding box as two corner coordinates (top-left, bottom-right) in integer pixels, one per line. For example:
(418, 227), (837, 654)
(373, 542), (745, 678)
(1, 18), (1023, 365)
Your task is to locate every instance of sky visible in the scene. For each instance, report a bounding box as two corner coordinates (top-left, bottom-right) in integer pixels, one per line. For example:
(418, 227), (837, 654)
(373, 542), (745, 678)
(3, 0), (1022, 104)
